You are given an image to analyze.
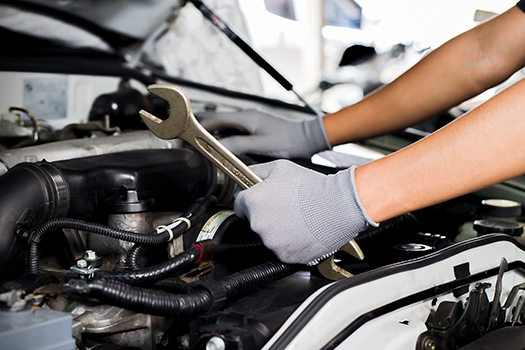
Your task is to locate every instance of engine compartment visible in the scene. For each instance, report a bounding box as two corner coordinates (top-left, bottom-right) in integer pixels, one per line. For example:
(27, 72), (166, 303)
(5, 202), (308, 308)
(3, 2), (525, 349)
(2, 86), (525, 350)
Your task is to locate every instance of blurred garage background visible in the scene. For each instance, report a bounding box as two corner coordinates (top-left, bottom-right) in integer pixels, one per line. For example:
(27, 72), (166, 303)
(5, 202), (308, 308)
(0, 0), (521, 127)
(157, 0), (520, 111)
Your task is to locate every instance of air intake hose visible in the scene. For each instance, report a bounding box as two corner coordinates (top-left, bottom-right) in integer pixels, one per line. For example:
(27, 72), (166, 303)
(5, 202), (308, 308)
(0, 162), (67, 278)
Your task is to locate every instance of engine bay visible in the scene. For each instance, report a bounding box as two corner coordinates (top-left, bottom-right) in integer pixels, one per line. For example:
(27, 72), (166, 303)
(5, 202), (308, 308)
(3, 2), (525, 349)
(2, 78), (525, 350)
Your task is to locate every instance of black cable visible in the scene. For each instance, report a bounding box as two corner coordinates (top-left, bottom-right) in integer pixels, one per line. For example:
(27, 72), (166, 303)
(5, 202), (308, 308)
(30, 218), (167, 244)
(128, 244), (149, 271)
(127, 196), (217, 270)
(218, 260), (296, 298)
(96, 246), (201, 284)
(28, 218), (169, 275)
(64, 278), (213, 317)
(184, 196), (219, 226)
(28, 196), (218, 275)
(153, 277), (189, 292)
(355, 213), (420, 242)
(64, 261), (296, 317)
(215, 240), (265, 256)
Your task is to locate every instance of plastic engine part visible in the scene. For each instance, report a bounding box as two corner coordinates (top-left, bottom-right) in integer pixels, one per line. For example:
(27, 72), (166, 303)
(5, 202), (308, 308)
(0, 308), (75, 350)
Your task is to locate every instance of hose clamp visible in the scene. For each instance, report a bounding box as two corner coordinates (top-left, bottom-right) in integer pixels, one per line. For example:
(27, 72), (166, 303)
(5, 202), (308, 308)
(38, 162), (69, 218)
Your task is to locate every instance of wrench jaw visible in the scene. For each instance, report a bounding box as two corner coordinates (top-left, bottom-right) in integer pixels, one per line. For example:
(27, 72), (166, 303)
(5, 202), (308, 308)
(139, 83), (192, 140)
(139, 110), (171, 139)
(317, 240), (365, 281)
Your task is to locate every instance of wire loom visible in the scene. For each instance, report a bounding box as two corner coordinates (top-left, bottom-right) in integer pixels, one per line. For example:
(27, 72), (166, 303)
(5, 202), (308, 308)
(63, 261), (297, 317)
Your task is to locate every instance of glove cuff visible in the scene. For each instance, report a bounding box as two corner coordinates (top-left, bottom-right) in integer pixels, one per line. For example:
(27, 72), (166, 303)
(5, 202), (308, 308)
(304, 116), (331, 154)
(349, 165), (379, 228)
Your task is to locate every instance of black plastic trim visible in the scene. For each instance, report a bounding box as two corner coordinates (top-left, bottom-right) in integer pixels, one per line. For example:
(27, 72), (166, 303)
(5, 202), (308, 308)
(0, 0), (139, 47)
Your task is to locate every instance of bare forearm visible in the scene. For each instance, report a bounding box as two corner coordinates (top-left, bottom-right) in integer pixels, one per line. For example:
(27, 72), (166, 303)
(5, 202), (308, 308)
(356, 77), (525, 223)
(324, 6), (525, 146)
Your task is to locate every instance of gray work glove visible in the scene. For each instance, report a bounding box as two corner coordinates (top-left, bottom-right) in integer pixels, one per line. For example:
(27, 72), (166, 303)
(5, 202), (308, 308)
(234, 160), (378, 265)
(201, 109), (331, 159)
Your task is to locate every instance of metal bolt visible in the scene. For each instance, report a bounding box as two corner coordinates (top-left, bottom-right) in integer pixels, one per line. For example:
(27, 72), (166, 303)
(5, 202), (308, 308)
(117, 257), (127, 267)
(84, 250), (97, 260)
(179, 334), (190, 348)
(76, 259), (87, 268)
(423, 337), (436, 350)
(154, 331), (164, 346)
(206, 336), (226, 350)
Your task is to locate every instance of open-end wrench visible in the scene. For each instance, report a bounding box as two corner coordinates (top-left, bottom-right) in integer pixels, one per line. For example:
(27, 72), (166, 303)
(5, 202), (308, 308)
(138, 83), (261, 190)
(139, 83), (362, 273)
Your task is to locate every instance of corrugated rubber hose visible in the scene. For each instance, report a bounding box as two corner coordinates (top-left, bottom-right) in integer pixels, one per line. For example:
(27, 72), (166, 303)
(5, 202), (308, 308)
(63, 260), (296, 316)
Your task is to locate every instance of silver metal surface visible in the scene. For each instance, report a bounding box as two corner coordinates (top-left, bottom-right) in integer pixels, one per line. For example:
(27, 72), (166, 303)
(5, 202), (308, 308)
(76, 259), (87, 268)
(84, 250), (97, 260)
(87, 212), (154, 269)
(64, 301), (167, 350)
(0, 130), (181, 175)
(139, 84), (262, 190)
(206, 336), (226, 350)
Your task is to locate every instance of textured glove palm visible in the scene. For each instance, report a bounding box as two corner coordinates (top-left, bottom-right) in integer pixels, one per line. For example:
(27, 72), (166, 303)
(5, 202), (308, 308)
(234, 160), (378, 265)
(201, 109), (330, 159)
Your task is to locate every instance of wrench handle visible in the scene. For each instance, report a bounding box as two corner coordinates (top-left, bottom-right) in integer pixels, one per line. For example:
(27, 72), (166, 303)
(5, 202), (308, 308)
(184, 116), (262, 190)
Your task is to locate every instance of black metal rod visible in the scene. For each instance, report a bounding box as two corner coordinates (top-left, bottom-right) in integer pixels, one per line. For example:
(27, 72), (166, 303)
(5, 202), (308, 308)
(189, 0), (318, 115)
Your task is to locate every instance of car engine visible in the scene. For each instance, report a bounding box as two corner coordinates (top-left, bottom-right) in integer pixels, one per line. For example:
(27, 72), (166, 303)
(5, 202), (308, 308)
(3, 1), (525, 350)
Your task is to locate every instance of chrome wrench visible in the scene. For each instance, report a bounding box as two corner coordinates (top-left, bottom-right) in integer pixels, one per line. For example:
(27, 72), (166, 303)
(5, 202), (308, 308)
(139, 83), (261, 190)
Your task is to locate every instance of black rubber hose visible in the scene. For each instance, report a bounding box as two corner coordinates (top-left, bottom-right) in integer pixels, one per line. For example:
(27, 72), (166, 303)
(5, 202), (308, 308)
(355, 213), (420, 243)
(96, 246), (201, 284)
(217, 260), (296, 298)
(128, 244), (149, 271)
(64, 260), (296, 316)
(31, 218), (169, 244)
(153, 277), (189, 292)
(28, 218), (170, 275)
(64, 278), (213, 317)
(215, 241), (265, 256)
(0, 163), (65, 279)
(127, 196), (217, 270)
(184, 196), (218, 226)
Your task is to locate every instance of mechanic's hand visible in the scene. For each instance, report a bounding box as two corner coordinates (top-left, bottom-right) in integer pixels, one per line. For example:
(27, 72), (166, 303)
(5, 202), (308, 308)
(201, 109), (331, 159)
(234, 160), (378, 265)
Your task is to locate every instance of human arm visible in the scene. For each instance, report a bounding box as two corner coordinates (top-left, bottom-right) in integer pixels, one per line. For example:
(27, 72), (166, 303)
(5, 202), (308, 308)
(325, 6), (525, 146)
(356, 74), (525, 223)
(236, 75), (525, 265)
(203, 7), (525, 159)
(234, 6), (525, 264)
